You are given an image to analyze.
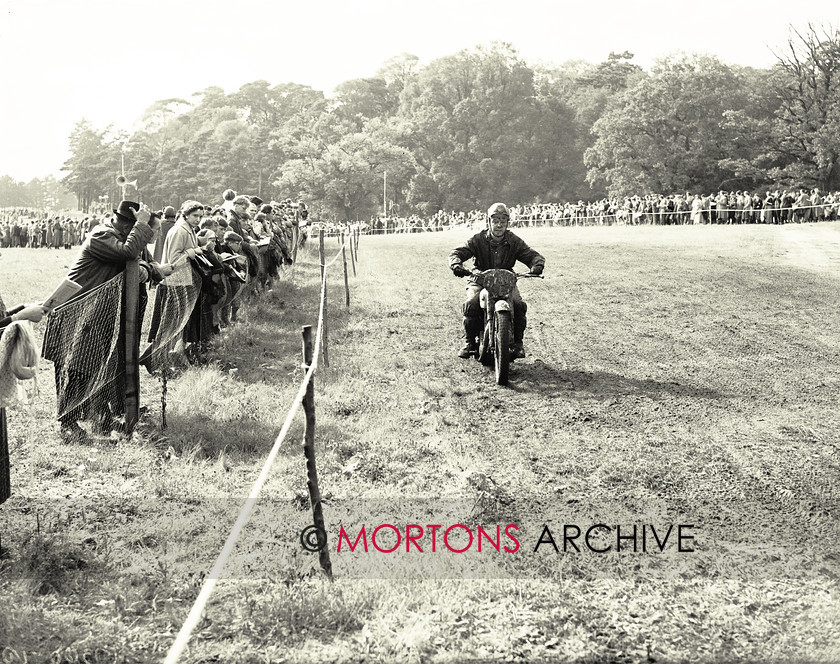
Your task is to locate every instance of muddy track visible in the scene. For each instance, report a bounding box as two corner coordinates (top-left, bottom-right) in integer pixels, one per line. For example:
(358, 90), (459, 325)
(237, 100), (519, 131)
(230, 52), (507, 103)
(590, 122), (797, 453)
(425, 224), (840, 582)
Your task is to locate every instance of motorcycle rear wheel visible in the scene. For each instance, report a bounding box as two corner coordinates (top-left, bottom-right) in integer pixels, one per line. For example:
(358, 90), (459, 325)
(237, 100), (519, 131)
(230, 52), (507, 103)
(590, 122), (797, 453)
(494, 311), (511, 385)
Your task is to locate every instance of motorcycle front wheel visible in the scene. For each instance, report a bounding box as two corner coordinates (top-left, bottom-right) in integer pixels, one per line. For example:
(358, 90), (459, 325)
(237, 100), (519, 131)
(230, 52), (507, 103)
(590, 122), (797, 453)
(494, 311), (511, 385)
(478, 318), (493, 366)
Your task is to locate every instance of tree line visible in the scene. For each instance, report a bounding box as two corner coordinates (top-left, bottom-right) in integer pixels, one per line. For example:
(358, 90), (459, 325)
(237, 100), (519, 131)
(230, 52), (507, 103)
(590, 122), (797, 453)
(50, 24), (840, 219)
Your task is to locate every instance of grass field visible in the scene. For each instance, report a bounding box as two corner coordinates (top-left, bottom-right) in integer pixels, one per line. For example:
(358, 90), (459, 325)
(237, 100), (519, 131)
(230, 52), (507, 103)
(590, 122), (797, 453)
(1, 223), (840, 663)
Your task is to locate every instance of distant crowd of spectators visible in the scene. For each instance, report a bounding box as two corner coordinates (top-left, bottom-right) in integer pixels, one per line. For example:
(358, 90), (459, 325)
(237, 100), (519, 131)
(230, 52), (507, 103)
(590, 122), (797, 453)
(0, 211), (91, 248)
(333, 187), (839, 234)
(510, 188), (839, 227)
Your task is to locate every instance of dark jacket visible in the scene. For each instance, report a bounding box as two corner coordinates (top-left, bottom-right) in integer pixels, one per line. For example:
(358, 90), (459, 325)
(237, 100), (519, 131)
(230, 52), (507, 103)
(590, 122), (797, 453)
(449, 229), (545, 275)
(65, 219), (155, 300)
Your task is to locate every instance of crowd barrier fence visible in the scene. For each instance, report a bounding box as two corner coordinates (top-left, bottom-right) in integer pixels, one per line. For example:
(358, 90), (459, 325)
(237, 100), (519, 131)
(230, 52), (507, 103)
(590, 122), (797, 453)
(164, 228), (356, 663)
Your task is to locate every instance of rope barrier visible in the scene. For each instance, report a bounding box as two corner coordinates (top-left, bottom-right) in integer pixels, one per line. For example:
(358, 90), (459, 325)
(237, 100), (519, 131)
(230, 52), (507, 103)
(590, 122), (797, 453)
(164, 240), (342, 664)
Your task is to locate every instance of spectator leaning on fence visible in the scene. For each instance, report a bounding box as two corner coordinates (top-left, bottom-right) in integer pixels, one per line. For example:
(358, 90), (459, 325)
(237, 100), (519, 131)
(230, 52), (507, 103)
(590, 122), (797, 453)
(63, 201), (161, 298)
(161, 201), (213, 357)
(220, 231), (248, 324)
(42, 200), (163, 444)
(227, 195), (261, 281)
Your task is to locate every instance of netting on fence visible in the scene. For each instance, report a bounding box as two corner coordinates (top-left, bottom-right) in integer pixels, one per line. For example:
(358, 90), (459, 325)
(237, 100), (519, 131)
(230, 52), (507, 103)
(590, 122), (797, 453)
(42, 273), (127, 430)
(140, 263), (201, 373)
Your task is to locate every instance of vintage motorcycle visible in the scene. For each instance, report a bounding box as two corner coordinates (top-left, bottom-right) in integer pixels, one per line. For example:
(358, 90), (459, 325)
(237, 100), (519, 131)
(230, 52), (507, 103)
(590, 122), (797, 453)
(469, 268), (542, 386)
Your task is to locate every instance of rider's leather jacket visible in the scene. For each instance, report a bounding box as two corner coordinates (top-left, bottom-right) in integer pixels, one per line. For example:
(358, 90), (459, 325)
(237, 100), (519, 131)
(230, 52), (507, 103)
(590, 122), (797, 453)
(449, 229), (545, 277)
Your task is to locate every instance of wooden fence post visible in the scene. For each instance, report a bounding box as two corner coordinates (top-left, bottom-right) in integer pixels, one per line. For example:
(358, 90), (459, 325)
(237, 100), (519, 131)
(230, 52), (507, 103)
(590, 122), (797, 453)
(318, 228), (329, 368)
(341, 232), (350, 309)
(301, 325), (332, 579)
(347, 224), (356, 276)
(123, 259), (140, 432)
(353, 228), (359, 263)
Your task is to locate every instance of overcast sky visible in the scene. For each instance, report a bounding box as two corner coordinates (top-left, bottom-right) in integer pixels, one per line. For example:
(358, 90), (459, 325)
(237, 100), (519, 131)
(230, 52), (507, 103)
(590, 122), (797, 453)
(1, 0), (838, 181)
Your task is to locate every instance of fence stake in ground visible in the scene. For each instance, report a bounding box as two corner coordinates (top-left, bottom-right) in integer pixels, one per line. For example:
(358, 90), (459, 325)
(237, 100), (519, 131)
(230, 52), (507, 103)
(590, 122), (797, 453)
(123, 259), (140, 432)
(318, 229), (330, 368)
(353, 228), (360, 263)
(160, 365), (168, 430)
(347, 224), (356, 276)
(301, 325), (333, 580)
(341, 233), (350, 309)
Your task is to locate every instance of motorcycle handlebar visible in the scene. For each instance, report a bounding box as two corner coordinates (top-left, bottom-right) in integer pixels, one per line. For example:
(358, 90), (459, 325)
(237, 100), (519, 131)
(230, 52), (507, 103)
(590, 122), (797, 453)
(462, 269), (547, 279)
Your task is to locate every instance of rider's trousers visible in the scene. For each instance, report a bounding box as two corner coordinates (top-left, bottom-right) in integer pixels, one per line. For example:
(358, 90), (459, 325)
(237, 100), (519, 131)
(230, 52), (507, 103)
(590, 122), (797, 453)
(462, 283), (527, 341)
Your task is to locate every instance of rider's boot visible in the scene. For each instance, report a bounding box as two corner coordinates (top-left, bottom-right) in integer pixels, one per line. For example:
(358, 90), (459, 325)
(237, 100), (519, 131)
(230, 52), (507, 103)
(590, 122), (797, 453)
(458, 317), (481, 358)
(512, 325), (526, 359)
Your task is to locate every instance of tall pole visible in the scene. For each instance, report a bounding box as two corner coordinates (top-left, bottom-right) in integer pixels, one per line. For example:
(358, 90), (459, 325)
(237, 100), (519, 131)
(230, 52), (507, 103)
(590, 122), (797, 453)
(120, 152), (127, 200)
(383, 170), (387, 223)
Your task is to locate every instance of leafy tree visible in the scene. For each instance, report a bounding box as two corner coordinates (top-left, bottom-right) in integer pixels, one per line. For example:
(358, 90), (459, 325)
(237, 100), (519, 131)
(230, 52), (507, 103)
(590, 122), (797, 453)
(333, 77), (395, 129)
(399, 42), (582, 209)
(276, 128), (416, 220)
(770, 23), (840, 189)
(60, 120), (123, 212)
(585, 55), (755, 196)
(577, 51), (644, 91)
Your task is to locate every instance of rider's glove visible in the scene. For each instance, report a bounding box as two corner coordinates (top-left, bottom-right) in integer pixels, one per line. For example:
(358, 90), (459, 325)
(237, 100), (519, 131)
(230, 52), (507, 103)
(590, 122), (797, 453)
(529, 264), (544, 276)
(452, 264), (471, 278)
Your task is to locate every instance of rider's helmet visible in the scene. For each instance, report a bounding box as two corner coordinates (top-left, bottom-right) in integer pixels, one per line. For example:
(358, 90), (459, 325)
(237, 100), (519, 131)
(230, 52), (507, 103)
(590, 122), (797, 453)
(487, 202), (509, 221)
(487, 203), (510, 235)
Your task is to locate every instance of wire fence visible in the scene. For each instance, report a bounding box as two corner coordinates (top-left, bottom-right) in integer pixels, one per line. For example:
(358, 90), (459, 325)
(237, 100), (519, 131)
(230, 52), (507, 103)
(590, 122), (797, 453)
(163, 228), (356, 664)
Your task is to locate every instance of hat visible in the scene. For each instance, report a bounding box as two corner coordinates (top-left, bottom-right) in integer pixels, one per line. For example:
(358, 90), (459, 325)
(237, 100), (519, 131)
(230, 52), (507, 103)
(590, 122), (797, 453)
(180, 200), (204, 217)
(222, 189), (237, 201)
(113, 200), (140, 224)
(249, 196), (264, 207)
(163, 205), (176, 220)
(260, 204), (273, 214)
(487, 202), (509, 218)
(223, 231), (243, 243)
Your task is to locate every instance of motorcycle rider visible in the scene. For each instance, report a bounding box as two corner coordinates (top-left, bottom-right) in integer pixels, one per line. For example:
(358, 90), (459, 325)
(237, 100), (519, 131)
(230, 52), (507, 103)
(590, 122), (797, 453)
(449, 202), (545, 359)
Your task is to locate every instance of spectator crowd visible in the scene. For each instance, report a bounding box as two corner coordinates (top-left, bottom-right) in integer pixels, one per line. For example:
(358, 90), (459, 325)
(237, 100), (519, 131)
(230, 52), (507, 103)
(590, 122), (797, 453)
(0, 211), (93, 248)
(510, 188), (839, 227)
(7, 187), (838, 247)
(332, 188), (840, 234)
(4, 189), (309, 444)
(144, 191), (309, 359)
